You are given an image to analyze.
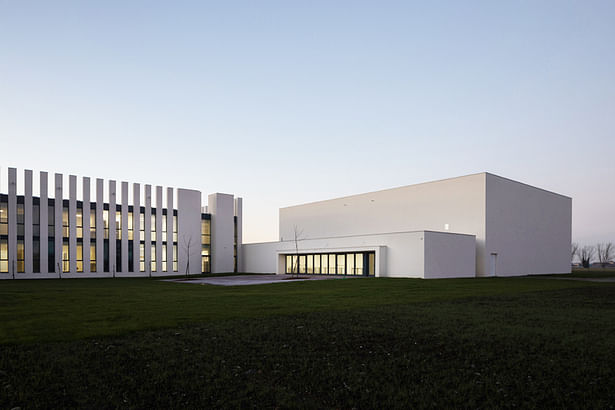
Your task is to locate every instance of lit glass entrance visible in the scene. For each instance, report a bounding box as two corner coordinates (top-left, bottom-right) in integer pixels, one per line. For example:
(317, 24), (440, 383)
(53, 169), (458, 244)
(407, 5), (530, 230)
(285, 251), (376, 276)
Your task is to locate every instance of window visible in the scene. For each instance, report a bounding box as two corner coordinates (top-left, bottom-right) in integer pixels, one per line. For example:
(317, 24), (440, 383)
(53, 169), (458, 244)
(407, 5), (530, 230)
(314, 254), (321, 274)
(0, 238), (8, 273)
(337, 254), (345, 275)
(128, 240), (134, 272)
(62, 242), (69, 272)
(201, 246), (209, 273)
(369, 253), (375, 276)
(116, 211), (121, 240)
(76, 206), (83, 239)
(139, 210), (145, 241)
(173, 214), (177, 242)
(356, 254), (364, 275)
(103, 209), (109, 239)
(151, 211), (156, 242)
(33, 204), (40, 237)
(48, 201), (55, 272)
(162, 214), (167, 242)
(321, 253), (328, 274)
(201, 217), (211, 273)
(329, 254), (336, 274)
(347, 253), (355, 275)
(62, 206), (69, 238)
(33, 238), (40, 273)
(284, 252), (375, 276)
(76, 242), (83, 272)
(128, 211), (133, 240)
(48, 204), (55, 237)
(151, 243), (156, 272)
(90, 242), (96, 272)
(173, 244), (178, 272)
(17, 239), (25, 273)
(139, 243), (145, 272)
(17, 203), (24, 236)
(103, 240), (109, 272)
(90, 207), (96, 237)
(201, 219), (211, 243)
(162, 249), (167, 272)
(0, 199), (7, 235)
(48, 238), (55, 272)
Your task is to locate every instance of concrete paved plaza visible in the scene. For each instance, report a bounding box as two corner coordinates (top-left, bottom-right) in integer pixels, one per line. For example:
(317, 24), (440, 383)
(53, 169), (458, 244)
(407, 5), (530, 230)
(165, 274), (342, 286)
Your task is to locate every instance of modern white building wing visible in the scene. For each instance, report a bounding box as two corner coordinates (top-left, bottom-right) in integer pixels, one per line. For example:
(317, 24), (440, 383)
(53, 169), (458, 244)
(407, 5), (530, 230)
(0, 167), (242, 279)
(243, 173), (572, 278)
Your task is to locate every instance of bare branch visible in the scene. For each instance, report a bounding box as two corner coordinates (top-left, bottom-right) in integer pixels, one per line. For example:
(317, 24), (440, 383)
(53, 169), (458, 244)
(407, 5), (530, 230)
(571, 242), (579, 263)
(579, 245), (595, 268)
(596, 242), (614, 268)
(293, 225), (304, 277)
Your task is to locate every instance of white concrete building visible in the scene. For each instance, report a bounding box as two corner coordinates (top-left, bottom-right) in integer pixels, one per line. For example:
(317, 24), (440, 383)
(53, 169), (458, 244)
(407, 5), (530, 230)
(242, 173), (572, 278)
(0, 167), (241, 279)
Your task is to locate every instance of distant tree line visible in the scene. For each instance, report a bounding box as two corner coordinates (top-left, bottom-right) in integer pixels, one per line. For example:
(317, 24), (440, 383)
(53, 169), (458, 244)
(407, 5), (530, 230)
(571, 242), (614, 268)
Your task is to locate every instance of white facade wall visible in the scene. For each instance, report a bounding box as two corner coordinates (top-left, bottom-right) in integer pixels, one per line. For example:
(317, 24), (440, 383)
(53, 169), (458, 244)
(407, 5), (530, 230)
(209, 193), (236, 273)
(177, 188), (202, 275)
(39, 172), (48, 274)
(1, 168), (241, 279)
(269, 172), (570, 278)
(484, 174), (571, 276)
(83, 177), (90, 273)
(279, 173), (487, 275)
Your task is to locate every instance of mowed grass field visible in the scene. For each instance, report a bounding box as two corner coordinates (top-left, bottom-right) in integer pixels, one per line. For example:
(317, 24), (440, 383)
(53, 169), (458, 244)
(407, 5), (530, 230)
(1, 273), (614, 408)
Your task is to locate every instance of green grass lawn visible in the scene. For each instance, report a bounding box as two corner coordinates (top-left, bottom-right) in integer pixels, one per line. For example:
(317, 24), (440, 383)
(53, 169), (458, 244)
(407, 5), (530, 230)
(565, 268), (615, 278)
(1, 276), (614, 408)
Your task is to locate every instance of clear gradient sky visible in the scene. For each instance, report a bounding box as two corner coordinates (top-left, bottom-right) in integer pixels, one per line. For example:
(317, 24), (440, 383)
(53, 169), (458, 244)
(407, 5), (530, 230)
(1, 1), (614, 245)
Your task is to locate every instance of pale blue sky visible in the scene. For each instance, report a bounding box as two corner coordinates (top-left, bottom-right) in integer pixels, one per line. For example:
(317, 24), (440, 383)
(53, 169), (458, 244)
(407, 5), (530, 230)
(1, 1), (614, 244)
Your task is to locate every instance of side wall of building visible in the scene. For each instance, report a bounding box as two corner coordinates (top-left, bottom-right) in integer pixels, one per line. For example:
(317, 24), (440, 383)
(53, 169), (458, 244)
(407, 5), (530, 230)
(485, 174), (572, 276)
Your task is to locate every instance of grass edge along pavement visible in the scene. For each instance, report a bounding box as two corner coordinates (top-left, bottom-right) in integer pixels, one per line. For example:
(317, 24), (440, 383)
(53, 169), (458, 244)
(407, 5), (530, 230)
(0, 274), (607, 345)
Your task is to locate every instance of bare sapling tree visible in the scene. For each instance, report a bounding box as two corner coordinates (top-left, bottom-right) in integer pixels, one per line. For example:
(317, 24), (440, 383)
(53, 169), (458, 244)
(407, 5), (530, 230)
(181, 235), (200, 277)
(571, 242), (579, 264)
(579, 245), (595, 268)
(293, 225), (304, 278)
(596, 242), (614, 268)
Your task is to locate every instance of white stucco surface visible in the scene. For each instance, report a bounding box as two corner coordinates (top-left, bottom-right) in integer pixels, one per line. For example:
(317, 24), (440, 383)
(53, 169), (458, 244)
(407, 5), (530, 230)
(484, 174), (571, 276)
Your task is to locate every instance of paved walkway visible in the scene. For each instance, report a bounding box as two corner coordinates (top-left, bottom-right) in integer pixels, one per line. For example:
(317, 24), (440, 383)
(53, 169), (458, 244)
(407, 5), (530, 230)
(164, 274), (341, 286)
(545, 276), (615, 283)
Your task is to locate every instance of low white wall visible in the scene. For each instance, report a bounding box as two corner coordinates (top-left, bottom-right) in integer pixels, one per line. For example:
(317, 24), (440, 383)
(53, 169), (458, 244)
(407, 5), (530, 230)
(243, 230), (476, 279)
(424, 231), (476, 278)
(242, 241), (280, 274)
